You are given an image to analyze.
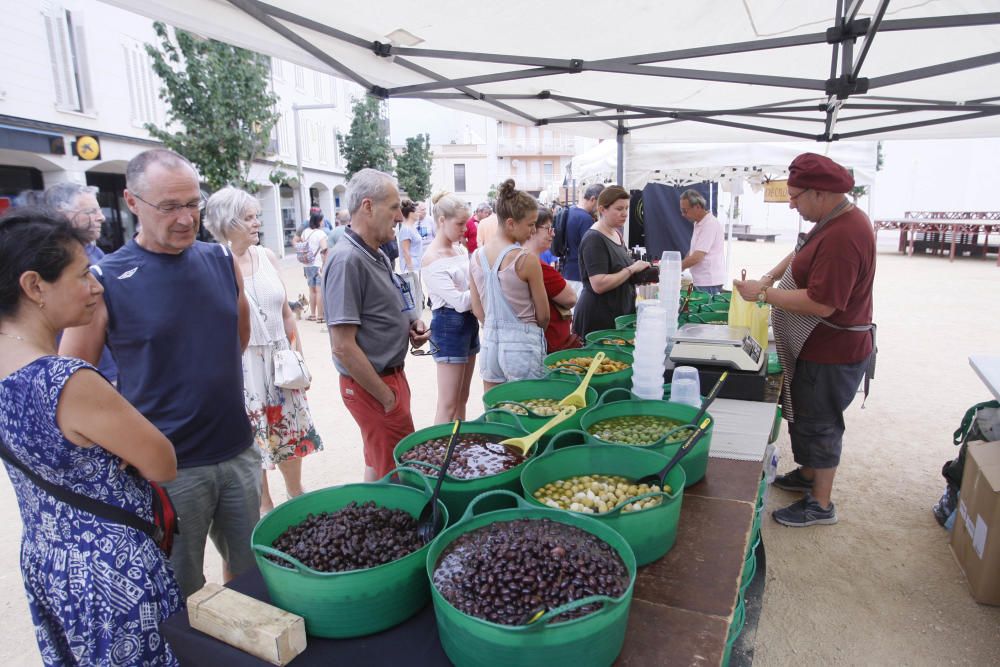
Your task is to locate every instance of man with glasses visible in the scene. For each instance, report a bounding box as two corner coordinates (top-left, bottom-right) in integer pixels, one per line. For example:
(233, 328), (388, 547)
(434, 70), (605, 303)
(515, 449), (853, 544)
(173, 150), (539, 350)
(465, 202), (491, 254)
(735, 153), (876, 528)
(62, 149), (259, 597)
(679, 189), (727, 294)
(45, 182), (119, 385)
(324, 168), (430, 482)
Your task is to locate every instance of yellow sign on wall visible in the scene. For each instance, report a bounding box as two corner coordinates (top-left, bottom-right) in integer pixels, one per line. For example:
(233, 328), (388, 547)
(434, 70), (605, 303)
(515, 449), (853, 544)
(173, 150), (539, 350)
(764, 179), (789, 203)
(74, 135), (101, 161)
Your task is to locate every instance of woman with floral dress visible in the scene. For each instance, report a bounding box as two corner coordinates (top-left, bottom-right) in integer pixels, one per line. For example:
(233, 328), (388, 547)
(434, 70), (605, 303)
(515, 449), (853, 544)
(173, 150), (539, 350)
(204, 188), (322, 514)
(0, 208), (182, 665)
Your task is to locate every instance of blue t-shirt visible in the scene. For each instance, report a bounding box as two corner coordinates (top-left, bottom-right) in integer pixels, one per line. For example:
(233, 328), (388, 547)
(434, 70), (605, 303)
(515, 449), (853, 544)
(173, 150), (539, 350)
(563, 207), (596, 281)
(94, 240), (252, 467)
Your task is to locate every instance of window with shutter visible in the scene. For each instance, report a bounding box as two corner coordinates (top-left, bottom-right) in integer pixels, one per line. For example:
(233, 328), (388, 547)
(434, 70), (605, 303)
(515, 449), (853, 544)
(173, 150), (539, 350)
(42, 6), (93, 113)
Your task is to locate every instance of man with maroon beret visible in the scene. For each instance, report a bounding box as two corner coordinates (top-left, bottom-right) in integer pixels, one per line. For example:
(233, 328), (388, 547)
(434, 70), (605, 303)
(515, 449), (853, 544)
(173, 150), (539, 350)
(736, 152), (876, 527)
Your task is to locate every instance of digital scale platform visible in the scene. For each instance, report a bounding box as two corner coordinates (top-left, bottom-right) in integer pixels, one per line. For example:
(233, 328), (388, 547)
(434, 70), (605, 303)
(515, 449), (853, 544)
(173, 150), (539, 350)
(669, 323), (765, 372)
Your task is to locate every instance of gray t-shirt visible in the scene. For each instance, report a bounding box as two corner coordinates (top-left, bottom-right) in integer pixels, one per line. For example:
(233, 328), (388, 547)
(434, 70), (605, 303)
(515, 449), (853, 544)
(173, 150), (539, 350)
(324, 229), (410, 375)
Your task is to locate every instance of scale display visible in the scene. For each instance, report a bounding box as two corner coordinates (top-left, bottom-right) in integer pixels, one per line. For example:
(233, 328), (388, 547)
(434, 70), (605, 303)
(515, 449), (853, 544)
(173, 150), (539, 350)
(669, 323), (765, 372)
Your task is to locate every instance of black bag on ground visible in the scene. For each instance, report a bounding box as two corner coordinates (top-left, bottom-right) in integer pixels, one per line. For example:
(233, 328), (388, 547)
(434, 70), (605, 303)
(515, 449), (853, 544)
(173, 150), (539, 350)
(933, 400), (1000, 526)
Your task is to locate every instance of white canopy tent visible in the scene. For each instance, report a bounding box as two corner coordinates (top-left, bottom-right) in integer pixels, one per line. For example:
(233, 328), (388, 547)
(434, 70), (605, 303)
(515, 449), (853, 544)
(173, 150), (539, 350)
(101, 0), (1000, 159)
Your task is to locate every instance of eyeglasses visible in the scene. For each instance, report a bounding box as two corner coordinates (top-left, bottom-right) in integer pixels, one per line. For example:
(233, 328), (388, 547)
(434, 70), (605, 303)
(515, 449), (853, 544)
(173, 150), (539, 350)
(409, 341), (440, 357)
(788, 188), (812, 202)
(132, 192), (205, 214)
(536, 225), (553, 232)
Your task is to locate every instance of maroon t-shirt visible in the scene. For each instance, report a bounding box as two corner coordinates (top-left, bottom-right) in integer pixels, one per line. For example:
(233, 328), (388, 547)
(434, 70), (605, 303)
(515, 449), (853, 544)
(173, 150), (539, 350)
(465, 216), (479, 254)
(540, 260), (575, 352)
(793, 206), (876, 364)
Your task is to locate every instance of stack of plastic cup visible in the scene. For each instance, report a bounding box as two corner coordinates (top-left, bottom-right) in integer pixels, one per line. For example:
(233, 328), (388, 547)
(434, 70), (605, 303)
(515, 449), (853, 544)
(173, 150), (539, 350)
(631, 305), (670, 399)
(659, 251), (682, 315)
(669, 366), (702, 408)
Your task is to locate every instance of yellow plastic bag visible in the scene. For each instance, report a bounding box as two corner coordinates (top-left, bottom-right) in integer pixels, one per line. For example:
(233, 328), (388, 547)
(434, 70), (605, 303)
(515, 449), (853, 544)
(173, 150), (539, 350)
(730, 280), (770, 351)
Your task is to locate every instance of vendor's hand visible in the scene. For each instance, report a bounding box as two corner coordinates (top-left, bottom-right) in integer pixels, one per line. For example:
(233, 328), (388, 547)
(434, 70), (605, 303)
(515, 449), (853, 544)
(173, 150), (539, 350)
(409, 319), (430, 347)
(629, 260), (651, 275)
(734, 279), (763, 301)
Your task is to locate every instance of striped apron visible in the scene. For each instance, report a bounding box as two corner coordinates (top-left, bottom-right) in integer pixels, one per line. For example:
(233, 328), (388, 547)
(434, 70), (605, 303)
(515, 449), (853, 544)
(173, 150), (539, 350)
(773, 199), (876, 422)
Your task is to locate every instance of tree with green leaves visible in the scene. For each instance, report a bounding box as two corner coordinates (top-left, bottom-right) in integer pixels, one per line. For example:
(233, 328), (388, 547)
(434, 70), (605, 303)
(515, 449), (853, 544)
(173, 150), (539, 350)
(395, 134), (433, 201)
(337, 96), (394, 178)
(144, 22), (279, 192)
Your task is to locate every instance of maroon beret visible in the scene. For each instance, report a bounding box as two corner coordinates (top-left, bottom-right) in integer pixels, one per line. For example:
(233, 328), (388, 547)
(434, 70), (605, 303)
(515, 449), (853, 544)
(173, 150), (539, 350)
(787, 153), (854, 193)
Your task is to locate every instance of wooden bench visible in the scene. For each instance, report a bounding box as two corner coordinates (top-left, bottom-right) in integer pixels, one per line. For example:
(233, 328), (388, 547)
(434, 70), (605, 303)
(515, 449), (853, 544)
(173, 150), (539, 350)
(733, 232), (779, 243)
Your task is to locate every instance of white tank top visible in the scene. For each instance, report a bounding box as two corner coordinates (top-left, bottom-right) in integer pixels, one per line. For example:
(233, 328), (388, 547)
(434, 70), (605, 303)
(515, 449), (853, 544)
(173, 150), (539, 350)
(242, 245), (287, 345)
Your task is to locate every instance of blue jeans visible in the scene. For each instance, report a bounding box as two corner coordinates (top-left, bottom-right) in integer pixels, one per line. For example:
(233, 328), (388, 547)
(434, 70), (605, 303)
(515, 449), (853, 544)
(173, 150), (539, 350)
(696, 285), (723, 295)
(161, 446), (262, 597)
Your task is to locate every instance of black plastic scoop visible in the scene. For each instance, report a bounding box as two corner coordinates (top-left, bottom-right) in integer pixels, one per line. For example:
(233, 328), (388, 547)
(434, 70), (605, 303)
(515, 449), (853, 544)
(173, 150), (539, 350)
(417, 419), (461, 543)
(636, 417), (712, 490)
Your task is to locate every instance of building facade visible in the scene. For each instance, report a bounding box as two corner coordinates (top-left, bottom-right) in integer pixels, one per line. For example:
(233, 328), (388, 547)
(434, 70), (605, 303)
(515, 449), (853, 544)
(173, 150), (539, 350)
(0, 0), (361, 255)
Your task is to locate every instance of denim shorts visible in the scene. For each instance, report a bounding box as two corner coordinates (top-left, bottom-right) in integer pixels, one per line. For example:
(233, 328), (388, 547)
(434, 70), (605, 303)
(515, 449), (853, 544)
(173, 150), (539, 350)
(430, 307), (480, 364)
(303, 265), (321, 287)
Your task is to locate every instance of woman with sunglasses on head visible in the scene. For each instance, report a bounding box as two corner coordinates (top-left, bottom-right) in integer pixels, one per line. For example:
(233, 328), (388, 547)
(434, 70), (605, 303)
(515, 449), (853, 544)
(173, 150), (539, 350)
(0, 208), (182, 665)
(523, 206), (583, 352)
(420, 193), (479, 423)
(469, 179), (549, 391)
(203, 188), (322, 515)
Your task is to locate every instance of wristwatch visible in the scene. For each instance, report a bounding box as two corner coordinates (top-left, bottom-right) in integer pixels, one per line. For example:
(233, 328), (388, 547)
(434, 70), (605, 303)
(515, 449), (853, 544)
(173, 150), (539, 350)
(757, 286), (769, 304)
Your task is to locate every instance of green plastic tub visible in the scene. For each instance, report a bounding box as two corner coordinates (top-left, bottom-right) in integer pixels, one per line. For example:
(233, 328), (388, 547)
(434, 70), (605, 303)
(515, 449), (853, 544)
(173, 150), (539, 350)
(769, 405), (783, 444)
(699, 301), (731, 313)
(482, 378), (597, 437)
(712, 291), (733, 303)
(426, 491), (637, 667)
(722, 595), (746, 667)
(393, 415), (532, 521)
(584, 329), (636, 354)
(544, 348), (634, 392)
(250, 469), (447, 638)
(579, 388), (714, 486)
(614, 314), (637, 329)
(680, 289), (712, 310)
(686, 311), (729, 325)
(520, 430), (685, 565)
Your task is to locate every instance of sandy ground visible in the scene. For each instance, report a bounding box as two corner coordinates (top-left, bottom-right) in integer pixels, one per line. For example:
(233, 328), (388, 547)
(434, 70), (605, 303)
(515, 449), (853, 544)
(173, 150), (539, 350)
(1, 238), (999, 665)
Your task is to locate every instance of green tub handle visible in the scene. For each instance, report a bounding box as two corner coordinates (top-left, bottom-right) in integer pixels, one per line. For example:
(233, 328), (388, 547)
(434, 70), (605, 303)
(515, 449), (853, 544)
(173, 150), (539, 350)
(687, 313), (707, 323)
(379, 467), (435, 498)
(592, 335), (632, 347)
(546, 363), (590, 379)
(458, 489), (531, 523)
(541, 429), (594, 454)
(515, 594), (626, 632)
(472, 408), (529, 433)
(594, 386), (635, 407)
(488, 400), (564, 421)
(398, 459), (471, 484)
(252, 544), (319, 577)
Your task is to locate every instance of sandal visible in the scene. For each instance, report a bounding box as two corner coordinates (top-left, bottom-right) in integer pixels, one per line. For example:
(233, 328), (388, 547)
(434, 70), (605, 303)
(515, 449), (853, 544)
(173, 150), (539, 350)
(306, 315), (316, 321)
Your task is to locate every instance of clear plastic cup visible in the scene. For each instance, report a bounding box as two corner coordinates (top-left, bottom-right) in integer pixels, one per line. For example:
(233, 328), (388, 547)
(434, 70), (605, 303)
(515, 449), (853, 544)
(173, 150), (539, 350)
(669, 366), (702, 408)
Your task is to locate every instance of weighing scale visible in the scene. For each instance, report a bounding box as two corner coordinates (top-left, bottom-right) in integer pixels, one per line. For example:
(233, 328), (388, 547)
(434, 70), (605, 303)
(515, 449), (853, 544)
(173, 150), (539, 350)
(669, 323), (765, 372)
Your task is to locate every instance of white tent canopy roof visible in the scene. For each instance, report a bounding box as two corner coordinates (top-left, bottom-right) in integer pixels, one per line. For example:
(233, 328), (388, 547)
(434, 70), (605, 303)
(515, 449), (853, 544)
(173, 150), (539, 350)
(102, 0), (1000, 144)
(570, 139), (879, 189)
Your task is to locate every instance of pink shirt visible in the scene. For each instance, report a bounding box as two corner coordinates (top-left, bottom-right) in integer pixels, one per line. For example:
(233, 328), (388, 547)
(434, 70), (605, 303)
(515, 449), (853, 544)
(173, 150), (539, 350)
(689, 212), (727, 287)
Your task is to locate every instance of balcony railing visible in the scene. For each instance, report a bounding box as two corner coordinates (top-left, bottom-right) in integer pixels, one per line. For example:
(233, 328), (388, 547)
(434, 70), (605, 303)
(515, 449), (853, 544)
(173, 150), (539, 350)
(497, 139), (576, 156)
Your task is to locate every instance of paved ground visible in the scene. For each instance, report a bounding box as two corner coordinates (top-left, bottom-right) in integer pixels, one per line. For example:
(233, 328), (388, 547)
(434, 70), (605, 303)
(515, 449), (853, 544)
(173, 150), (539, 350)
(1, 240), (999, 664)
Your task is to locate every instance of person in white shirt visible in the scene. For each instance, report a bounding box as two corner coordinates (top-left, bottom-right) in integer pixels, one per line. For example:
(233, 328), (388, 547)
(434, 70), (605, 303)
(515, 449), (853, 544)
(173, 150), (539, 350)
(679, 190), (727, 294)
(420, 193), (479, 424)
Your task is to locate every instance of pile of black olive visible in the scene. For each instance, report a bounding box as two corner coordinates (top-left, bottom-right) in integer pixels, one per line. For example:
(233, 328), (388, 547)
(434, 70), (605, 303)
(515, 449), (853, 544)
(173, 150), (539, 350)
(269, 501), (424, 572)
(401, 434), (525, 479)
(432, 519), (629, 625)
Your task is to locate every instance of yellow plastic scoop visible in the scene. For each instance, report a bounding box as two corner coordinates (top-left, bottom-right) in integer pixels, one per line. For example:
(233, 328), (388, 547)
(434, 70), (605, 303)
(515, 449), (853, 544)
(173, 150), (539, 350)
(557, 351), (606, 409)
(499, 405), (578, 457)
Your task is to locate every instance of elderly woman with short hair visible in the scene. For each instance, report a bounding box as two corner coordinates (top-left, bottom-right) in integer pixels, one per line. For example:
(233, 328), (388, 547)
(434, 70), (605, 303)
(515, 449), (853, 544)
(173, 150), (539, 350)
(204, 187), (322, 514)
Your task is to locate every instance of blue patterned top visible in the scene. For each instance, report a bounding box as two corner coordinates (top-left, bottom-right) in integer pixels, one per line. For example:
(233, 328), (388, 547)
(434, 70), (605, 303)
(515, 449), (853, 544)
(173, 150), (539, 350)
(0, 355), (181, 665)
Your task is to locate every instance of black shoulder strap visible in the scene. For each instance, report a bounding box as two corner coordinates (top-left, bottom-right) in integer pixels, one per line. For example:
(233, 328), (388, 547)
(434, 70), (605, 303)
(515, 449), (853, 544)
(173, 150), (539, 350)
(0, 436), (160, 541)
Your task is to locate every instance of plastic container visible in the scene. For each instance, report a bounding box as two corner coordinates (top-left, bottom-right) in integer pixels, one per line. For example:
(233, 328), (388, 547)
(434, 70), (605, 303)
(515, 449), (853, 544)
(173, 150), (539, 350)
(669, 366), (702, 408)
(614, 314), (637, 330)
(426, 491), (637, 667)
(544, 348), (634, 392)
(393, 416), (532, 520)
(520, 431), (686, 565)
(686, 311), (729, 325)
(722, 595), (747, 667)
(483, 378), (597, 438)
(699, 301), (731, 313)
(578, 389), (713, 486)
(250, 469), (447, 638)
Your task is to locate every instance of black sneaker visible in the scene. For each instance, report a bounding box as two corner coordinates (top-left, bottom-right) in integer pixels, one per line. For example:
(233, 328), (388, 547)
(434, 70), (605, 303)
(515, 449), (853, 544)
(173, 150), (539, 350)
(772, 494), (838, 527)
(772, 467), (814, 492)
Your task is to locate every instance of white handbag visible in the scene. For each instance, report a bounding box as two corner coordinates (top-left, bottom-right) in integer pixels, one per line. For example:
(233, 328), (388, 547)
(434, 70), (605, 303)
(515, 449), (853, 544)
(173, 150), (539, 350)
(274, 347), (311, 390)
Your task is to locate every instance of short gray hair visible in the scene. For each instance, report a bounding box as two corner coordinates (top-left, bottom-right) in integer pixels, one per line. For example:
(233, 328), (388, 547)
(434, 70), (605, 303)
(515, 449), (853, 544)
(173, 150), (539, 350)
(345, 168), (397, 215)
(126, 149), (196, 193)
(203, 186), (259, 243)
(475, 202), (492, 215)
(335, 209), (351, 225)
(44, 182), (98, 213)
(583, 183), (605, 201)
(680, 189), (707, 209)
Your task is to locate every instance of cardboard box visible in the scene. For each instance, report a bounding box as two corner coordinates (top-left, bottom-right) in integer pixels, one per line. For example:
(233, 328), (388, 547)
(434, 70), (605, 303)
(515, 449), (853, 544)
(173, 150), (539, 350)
(950, 440), (1000, 605)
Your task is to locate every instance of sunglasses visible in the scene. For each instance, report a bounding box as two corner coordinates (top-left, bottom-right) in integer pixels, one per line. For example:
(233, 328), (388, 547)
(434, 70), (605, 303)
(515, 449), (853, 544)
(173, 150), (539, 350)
(409, 341), (440, 357)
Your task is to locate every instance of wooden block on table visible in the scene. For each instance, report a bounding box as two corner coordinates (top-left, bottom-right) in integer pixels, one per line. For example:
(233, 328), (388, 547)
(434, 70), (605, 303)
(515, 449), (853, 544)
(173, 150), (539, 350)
(188, 583), (307, 665)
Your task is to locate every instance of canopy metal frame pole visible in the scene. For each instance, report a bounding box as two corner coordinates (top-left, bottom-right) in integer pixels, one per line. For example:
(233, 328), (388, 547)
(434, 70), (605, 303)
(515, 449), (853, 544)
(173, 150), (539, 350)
(221, 0), (1000, 143)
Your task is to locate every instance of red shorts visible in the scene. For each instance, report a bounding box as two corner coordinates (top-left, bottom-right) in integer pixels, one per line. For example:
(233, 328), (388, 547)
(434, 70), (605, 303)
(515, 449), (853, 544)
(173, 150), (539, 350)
(339, 369), (415, 478)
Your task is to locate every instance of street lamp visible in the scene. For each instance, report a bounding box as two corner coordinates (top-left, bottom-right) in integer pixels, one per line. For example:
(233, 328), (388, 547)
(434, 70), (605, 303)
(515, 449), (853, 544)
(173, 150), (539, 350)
(292, 102), (340, 221)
